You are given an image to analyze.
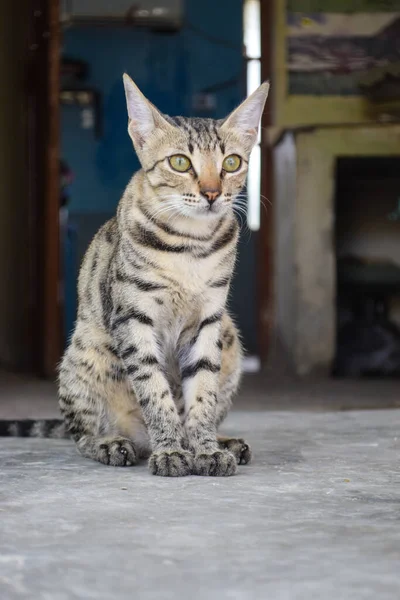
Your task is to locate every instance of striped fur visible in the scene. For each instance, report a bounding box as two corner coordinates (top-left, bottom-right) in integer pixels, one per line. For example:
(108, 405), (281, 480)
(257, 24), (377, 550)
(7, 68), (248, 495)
(57, 77), (268, 475)
(0, 419), (67, 438)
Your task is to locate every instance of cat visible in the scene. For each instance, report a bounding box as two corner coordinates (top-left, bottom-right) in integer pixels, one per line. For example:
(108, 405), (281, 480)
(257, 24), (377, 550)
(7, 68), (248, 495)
(2, 75), (269, 477)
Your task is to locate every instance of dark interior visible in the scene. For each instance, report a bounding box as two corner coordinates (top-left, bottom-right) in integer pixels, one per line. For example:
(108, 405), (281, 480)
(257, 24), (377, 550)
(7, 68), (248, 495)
(334, 157), (400, 377)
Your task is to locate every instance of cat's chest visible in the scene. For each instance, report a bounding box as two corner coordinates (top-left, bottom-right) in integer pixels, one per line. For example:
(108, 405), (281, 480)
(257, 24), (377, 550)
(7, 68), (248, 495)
(159, 252), (221, 298)
(155, 253), (225, 324)
(151, 251), (230, 358)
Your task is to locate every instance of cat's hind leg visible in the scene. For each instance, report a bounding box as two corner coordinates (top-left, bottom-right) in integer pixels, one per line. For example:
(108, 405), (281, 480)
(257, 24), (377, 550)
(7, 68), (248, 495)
(59, 330), (148, 467)
(59, 381), (141, 467)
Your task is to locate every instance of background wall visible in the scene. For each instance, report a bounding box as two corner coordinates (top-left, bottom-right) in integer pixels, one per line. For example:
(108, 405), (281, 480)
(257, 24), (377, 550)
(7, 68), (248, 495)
(61, 1), (244, 215)
(61, 0), (261, 355)
(274, 133), (296, 365)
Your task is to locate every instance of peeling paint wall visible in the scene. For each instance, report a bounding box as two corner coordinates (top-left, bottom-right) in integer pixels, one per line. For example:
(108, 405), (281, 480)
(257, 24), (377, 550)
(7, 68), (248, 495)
(294, 131), (336, 376)
(274, 133), (297, 366)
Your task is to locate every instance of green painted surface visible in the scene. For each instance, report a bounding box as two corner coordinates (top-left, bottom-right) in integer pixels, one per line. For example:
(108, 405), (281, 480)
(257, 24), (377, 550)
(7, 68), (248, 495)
(287, 0), (400, 12)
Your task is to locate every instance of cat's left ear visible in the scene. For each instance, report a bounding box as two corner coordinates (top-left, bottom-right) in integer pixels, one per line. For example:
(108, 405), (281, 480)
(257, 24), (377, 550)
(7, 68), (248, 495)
(220, 81), (269, 146)
(123, 74), (173, 149)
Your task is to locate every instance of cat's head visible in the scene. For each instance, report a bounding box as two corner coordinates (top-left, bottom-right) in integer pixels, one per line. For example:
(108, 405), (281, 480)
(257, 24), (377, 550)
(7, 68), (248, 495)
(123, 74), (269, 220)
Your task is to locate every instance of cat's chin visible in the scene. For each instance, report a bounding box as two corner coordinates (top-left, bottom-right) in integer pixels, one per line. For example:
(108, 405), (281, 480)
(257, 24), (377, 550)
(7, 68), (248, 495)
(190, 205), (230, 220)
(194, 210), (227, 221)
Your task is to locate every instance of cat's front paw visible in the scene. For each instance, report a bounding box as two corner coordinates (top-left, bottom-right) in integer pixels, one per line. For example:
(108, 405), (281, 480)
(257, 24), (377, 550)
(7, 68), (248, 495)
(193, 450), (237, 477)
(148, 450), (193, 477)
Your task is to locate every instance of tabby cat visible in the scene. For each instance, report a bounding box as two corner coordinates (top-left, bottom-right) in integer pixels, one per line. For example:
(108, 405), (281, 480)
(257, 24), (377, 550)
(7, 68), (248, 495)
(3, 76), (263, 477)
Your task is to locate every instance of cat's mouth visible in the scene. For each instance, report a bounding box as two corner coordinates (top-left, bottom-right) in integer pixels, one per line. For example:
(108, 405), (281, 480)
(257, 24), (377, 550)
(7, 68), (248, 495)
(183, 201), (222, 216)
(182, 196), (229, 218)
(201, 203), (223, 216)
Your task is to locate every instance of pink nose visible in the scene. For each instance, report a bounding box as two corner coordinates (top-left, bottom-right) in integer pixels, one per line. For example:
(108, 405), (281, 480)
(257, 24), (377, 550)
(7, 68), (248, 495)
(201, 189), (221, 204)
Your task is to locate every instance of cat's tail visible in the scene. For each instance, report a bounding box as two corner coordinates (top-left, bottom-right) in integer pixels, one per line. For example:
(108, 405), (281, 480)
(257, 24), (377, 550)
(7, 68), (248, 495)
(0, 419), (70, 439)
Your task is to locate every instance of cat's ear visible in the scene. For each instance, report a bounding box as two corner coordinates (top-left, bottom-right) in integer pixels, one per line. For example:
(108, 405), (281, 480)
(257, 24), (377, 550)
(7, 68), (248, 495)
(123, 74), (172, 148)
(220, 81), (269, 145)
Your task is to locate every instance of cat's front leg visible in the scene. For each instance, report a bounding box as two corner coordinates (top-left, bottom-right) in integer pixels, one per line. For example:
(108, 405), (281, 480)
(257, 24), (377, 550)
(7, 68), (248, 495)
(182, 313), (236, 477)
(112, 310), (192, 476)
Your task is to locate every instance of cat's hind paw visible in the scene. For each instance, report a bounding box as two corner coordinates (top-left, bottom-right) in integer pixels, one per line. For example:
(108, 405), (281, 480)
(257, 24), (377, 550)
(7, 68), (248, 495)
(95, 437), (138, 466)
(218, 437), (252, 465)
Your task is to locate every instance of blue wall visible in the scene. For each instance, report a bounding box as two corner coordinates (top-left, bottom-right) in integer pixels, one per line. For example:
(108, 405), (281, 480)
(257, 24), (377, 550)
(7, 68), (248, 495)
(61, 0), (259, 355)
(61, 0), (244, 215)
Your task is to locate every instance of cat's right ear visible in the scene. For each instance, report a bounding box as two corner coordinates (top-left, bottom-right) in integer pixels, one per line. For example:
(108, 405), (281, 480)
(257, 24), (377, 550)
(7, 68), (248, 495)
(123, 74), (171, 148)
(220, 81), (269, 150)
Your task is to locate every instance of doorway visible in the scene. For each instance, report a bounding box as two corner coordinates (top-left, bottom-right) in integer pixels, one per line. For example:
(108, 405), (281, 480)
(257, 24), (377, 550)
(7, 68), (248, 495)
(334, 157), (400, 377)
(21, 0), (273, 377)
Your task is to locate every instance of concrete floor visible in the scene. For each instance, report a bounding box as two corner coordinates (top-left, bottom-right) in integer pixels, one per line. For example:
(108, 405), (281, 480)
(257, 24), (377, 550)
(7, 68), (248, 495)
(1, 368), (400, 419)
(1, 407), (400, 599)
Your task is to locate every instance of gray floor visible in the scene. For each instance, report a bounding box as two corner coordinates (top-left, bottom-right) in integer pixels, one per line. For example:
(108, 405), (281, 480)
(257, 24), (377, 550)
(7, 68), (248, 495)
(1, 408), (400, 599)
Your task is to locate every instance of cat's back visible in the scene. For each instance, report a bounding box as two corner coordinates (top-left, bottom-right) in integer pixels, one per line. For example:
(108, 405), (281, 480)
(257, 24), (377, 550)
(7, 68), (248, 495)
(77, 216), (119, 325)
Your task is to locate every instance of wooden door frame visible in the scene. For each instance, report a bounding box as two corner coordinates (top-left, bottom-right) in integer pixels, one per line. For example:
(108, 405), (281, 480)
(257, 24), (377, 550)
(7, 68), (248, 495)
(44, 0), (62, 377)
(258, 0), (274, 363)
(27, 0), (61, 377)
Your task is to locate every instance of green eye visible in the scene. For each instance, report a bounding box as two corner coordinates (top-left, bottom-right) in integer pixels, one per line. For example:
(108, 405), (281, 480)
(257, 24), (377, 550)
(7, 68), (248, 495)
(222, 154), (241, 172)
(169, 155), (192, 172)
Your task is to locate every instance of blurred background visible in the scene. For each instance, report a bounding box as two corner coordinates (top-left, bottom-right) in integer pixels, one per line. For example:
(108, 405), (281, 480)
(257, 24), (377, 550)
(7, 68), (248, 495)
(0, 0), (400, 402)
